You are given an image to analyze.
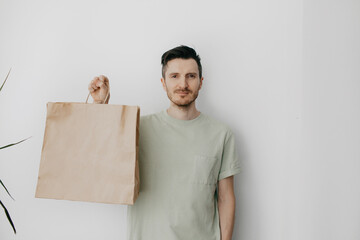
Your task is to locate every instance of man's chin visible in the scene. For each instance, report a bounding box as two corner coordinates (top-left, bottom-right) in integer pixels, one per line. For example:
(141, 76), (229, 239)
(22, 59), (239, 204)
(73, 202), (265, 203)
(171, 98), (196, 107)
(175, 103), (192, 107)
(167, 92), (198, 107)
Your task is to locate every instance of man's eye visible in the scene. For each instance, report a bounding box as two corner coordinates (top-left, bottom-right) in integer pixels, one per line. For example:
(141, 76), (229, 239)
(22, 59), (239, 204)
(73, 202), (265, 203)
(189, 74), (195, 78)
(171, 75), (177, 78)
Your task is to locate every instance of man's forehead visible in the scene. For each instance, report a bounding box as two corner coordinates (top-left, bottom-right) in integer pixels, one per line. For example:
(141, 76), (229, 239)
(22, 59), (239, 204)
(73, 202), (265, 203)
(165, 58), (199, 73)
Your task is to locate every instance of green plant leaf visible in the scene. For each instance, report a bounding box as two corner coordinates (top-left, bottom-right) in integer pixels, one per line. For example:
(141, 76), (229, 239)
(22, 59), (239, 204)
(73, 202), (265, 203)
(0, 200), (16, 234)
(0, 68), (11, 92)
(0, 180), (15, 201)
(0, 136), (32, 150)
(0, 67), (17, 235)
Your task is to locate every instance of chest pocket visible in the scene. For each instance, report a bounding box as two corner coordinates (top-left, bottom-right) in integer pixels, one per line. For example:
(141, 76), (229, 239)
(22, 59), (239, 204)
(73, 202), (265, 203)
(190, 155), (220, 185)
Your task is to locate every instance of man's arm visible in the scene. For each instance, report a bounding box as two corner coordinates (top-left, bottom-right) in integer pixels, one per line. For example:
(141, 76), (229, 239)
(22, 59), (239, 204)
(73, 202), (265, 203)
(218, 175), (236, 240)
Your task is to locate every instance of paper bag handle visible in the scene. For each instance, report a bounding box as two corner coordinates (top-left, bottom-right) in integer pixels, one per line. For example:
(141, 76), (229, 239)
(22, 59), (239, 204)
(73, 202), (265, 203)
(85, 91), (110, 104)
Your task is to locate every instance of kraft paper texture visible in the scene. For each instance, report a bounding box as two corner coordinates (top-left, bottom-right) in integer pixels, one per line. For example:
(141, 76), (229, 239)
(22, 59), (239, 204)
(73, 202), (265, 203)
(35, 102), (140, 205)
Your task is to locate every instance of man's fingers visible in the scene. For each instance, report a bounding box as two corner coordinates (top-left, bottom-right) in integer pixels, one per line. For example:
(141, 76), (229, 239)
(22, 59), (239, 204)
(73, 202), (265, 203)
(89, 79), (99, 92)
(99, 75), (109, 83)
(89, 75), (109, 93)
(96, 76), (109, 89)
(88, 82), (95, 92)
(96, 80), (104, 88)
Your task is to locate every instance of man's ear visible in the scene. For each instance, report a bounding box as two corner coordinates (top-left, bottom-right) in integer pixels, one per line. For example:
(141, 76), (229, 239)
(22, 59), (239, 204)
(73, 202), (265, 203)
(199, 77), (204, 90)
(161, 78), (166, 91)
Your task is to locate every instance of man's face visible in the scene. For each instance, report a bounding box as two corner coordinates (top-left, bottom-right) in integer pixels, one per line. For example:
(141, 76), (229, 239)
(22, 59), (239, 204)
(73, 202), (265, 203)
(161, 58), (203, 107)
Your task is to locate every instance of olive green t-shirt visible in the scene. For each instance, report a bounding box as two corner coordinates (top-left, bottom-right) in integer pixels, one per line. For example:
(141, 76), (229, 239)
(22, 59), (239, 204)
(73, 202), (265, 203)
(127, 109), (241, 240)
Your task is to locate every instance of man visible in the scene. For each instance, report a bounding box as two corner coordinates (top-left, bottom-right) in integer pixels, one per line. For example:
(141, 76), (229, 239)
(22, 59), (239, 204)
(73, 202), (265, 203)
(88, 45), (241, 240)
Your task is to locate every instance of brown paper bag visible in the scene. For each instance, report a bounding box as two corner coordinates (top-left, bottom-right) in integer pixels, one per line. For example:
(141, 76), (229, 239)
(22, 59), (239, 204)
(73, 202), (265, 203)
(35, 92), (140, 205)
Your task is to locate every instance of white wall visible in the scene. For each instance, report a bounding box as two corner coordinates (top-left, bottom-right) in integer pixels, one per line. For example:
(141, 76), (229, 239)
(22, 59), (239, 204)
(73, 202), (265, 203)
(0, 0), (358, 239)
(301, 0), (360, 239)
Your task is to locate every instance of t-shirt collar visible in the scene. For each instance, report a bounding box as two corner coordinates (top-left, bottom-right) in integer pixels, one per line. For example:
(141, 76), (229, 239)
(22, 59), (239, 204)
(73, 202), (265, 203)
(161, 109), (204, 126)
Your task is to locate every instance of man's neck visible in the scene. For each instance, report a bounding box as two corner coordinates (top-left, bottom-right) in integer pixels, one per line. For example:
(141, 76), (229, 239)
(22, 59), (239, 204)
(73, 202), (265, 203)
(166, 102), (201, 121)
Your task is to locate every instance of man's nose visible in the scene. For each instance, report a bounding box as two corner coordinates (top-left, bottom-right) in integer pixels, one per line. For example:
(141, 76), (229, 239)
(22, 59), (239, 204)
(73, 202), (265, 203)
(179, 76), (188, 88)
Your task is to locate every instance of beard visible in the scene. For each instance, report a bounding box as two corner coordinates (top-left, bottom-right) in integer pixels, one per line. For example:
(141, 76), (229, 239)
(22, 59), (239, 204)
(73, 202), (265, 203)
(165, 86), (200, 107)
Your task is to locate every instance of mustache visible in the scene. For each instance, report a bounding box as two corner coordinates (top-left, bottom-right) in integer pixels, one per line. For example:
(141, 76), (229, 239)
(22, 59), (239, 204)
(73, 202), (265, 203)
(175, 89), (191, 93)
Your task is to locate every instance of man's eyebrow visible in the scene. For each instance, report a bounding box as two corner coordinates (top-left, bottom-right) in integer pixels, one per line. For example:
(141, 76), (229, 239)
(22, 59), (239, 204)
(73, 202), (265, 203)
(168, 72), (198, 75)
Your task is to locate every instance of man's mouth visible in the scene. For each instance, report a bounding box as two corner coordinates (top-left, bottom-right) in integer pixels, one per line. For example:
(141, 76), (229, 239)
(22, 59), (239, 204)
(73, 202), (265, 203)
(177, 91), (189, 95)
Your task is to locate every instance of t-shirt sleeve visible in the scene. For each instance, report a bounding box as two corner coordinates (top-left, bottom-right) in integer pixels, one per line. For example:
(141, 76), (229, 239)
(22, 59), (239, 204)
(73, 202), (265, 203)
(218, 129), (242, 181)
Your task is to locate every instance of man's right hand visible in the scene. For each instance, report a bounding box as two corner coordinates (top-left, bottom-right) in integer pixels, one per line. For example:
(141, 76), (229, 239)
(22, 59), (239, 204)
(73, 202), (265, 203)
(88, 75), (110, 104)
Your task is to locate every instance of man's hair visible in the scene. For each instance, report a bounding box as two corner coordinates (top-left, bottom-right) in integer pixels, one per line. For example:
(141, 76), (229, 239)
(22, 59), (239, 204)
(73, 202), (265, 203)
(161, 45), (202, 79)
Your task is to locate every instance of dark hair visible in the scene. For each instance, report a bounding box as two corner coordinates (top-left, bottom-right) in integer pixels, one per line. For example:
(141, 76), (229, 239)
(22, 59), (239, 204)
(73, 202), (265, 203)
(161, 45), (202, 79)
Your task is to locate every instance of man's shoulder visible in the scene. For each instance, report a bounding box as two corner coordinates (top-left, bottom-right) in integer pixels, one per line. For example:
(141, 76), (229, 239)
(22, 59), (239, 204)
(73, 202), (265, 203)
(139, 111), (162, 123)
(201, 112), (234, 134)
